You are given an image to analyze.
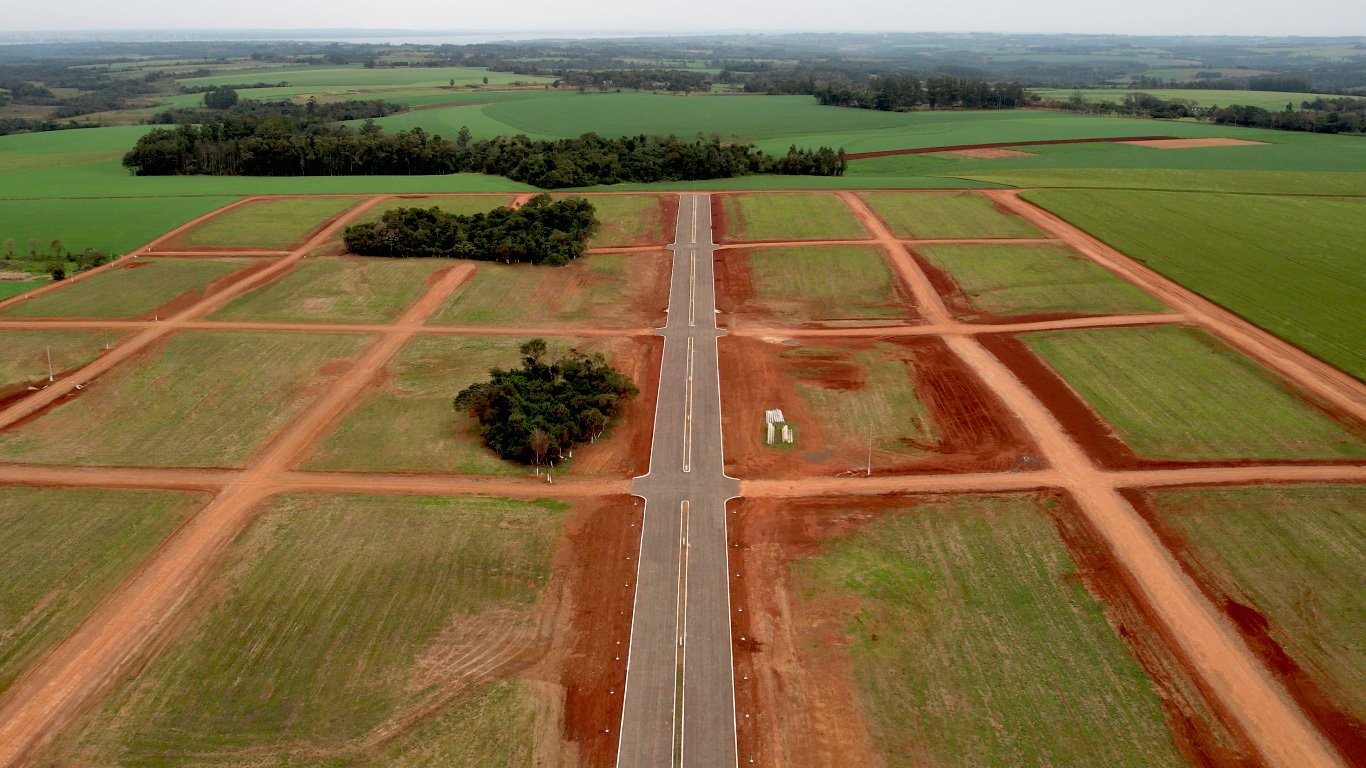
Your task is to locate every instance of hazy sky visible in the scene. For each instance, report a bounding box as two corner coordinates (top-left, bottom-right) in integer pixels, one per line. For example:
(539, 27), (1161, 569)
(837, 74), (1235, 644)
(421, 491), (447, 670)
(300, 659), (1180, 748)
(5, 0), (1364, 37)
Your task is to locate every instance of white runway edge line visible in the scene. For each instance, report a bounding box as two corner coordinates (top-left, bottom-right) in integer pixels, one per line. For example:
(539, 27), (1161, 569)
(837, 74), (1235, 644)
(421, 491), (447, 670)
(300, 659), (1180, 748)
(676, 499), (691, 766)
(684, 336), (694, 474)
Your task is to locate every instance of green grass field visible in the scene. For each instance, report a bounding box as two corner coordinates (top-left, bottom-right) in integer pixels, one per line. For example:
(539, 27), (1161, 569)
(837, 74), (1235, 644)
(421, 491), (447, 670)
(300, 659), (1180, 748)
(0, 487), (203, 693)
(171, 196), (362, 249)
(1024, 326), (1366, 461)
(916, 243), (1167, 318)
(0, 331), (367, 467)
(799, 493), (1187, 767)
(0, 330), (125, 386)
(571, 194), (672, 247)
(1022, 191), (1366, 381)
(735, 245), (908, 326)
(51, 493), (563, 767)
(1146, 484), (1366, 727)
(1032, 88), (1326, 110)
(0, 196), (243, 257)
(427, 252), (668, 328)
(210, 256), (456, 324)
(351, 194), (514, 225)
(0, 258), (258, 319)
(0, 282), (37, 300)
(719, 192), (867, 241)
(859, 191), (1042, 239)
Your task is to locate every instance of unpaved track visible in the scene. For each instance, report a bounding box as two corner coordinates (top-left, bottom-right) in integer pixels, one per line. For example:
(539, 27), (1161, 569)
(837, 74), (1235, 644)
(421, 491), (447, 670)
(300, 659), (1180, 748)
(723, 312), (1188, 338)
(714, 236), (1056, 249)
(986, 190), (1366, 425)
(0, 318), (654, 337)
(843, 191), (1346, 768)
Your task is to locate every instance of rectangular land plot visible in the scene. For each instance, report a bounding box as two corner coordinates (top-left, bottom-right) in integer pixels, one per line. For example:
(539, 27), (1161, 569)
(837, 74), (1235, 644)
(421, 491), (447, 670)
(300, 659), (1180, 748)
(210, 256), (459, 324)
(305, 334), (652, 476)
(715, 245), (911, 327)
(426, 251), (669, 328)
(718, 192), (868, 242)
(0, 487), (204, 693)
(916, 242), (1167, 319)
(168, 196), (362, 250)
(574, 194), (675, 248)
(0, 258), (261, 319)
(0, 330), (126, 391)
(859, 191), (1043, 239)
(0, 330), (368, 467)
(1022, 326), (1366, 461)
(50, 493), (564, 767)
(797, 493), (1189, 767)
(351, 194), (515, 225)
(1141, 484), (1366, 732)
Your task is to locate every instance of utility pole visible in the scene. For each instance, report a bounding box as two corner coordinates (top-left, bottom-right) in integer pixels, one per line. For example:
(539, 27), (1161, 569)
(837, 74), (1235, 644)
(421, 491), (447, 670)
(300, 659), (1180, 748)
(47, 345), (54, 382)
(866, 423), (873, 476)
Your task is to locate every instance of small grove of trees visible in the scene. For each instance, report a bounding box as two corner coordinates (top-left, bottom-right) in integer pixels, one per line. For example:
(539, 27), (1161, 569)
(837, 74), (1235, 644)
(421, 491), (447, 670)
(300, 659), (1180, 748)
(121, 119), (847, 186)
(454, 339), (639, 470)
(816, 74), (1031, 111)
(202, 86), (240, 109)
(343, 194), (597, 264)
(147, 98), (401, 126)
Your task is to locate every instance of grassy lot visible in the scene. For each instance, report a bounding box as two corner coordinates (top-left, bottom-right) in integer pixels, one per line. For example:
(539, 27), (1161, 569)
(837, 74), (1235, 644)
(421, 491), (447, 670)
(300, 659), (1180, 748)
(800, 493), (1187, 767)
(0, 487), (203, 693)
(210, 256), (456, 324)
(52, 493), (563, 767)
(0, 258), (258, 319)
(571, 194), (672, 247)
(1022, 191), (1366, 381)
(1146, 484), (1366, 726)
(916, 243), (1167, 318)
(0, 196), (243, 257)
(859, 191), (1042, 239)
(1024, 326), (1366, 460)
(427, 252), (667, 328)
(737, 245), (908, 326)
(719, 192), (867, 241)
(0, 331), (367, 467)
(788, 343), (936, 460)
(172, 196), (361, 250)
(351, 194), (515, 225)
(0, 282), (36, 300)
(0, 330), (124, 386)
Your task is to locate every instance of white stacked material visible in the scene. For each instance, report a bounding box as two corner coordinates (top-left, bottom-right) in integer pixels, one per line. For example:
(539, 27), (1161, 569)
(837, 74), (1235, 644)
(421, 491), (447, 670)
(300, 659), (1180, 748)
(782, 424), (794, 443)
(767, 422), (776, 444)
(765, 409), (785, 425)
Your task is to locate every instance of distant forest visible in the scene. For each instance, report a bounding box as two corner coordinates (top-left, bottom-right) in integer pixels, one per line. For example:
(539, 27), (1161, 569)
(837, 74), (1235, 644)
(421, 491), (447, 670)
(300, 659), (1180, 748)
(1044, 92), (1366, 134)
(121, 118), (848, 186)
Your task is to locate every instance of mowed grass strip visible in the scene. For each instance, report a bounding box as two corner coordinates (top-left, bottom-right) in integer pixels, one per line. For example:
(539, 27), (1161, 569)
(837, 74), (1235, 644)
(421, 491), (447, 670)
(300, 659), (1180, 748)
(427, 252), (668, 328)
(351, 194), (515, 225)
(1146, 484), (1366, 726)
(0, 258), (256, 319)
(1024, 326), (1366, 460)
(574, 194), (672, 248)
(0, 330), (125, 388)
(172, 196), (362, 249)
(0, 330), (368, 467)
(0, 487), (203, 693)
(801, 493), (1187, 767)
(720, 192), (868, 242)
(917, 243), (1166, 318)
(741, 245), (908, 325)
(1023, 190), (1366, 381)
(52, 493), (563, 766)
(210, 256), (458, 324)
(859, 191), (1043, 239)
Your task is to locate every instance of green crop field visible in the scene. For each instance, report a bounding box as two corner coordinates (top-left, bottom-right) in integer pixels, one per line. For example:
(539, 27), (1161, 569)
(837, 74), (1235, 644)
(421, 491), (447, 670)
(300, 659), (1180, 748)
(799, 493), (1187, 767)
(0, 330), (126, 387)
(1024, 326), (1366, 461)
(788, 343), (936, 462)
(51, 493), (564, 767)
(571, 194), (672, 247)
(734, 245), (908, 326)
(0, 258), (258, 319)
(0, 487), (203, 693)
(210, 256), (456, 324)
(0, 196), (243, 257)
(1032, 89), (1325, 110)
(1021, 191), (1366, 381)
(351, 194), (515, 225)
(1145, 484), (1366, 727)
(859, 191), (1042, 239)
(171, 196), (362, 249)
(718, 192), (867, 242)
(0, 330), (367, 467)
(427, 252), (669, 328)
(915, 243), (1167, 318)
(0, 282), (36, 300)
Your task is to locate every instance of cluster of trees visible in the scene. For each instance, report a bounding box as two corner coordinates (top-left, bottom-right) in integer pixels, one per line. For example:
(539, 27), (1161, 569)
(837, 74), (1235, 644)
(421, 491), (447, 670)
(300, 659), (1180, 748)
(1042, 92), (1366, 134)
(554, 68), (712, 93)
(147, 96), (401, 125)
(0, 64), (158, 119)
(122, 118), (848, 186)
(454, 339), (639, 470)
(2, 238), (111, 280)
(814, 74), (1031, 110)
(1130, 74), (1319, 92)
(343, 194), (597, 265)
(0, 117), (101, 137)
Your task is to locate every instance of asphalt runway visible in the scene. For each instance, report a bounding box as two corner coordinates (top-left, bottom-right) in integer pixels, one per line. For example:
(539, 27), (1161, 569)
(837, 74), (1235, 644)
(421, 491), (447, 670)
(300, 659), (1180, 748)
(617, 194), (739, 768)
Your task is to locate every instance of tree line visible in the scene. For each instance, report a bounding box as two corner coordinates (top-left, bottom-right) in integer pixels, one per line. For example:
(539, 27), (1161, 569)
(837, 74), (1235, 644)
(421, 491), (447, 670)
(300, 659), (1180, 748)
(148, 93), (402, 125)
(454, 339), (639, 470)
(1042, 92), (1366, 134)
(343, 194), (597, 265)
(122, 118), (847, 186)
(813, 74), (1031, 111)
